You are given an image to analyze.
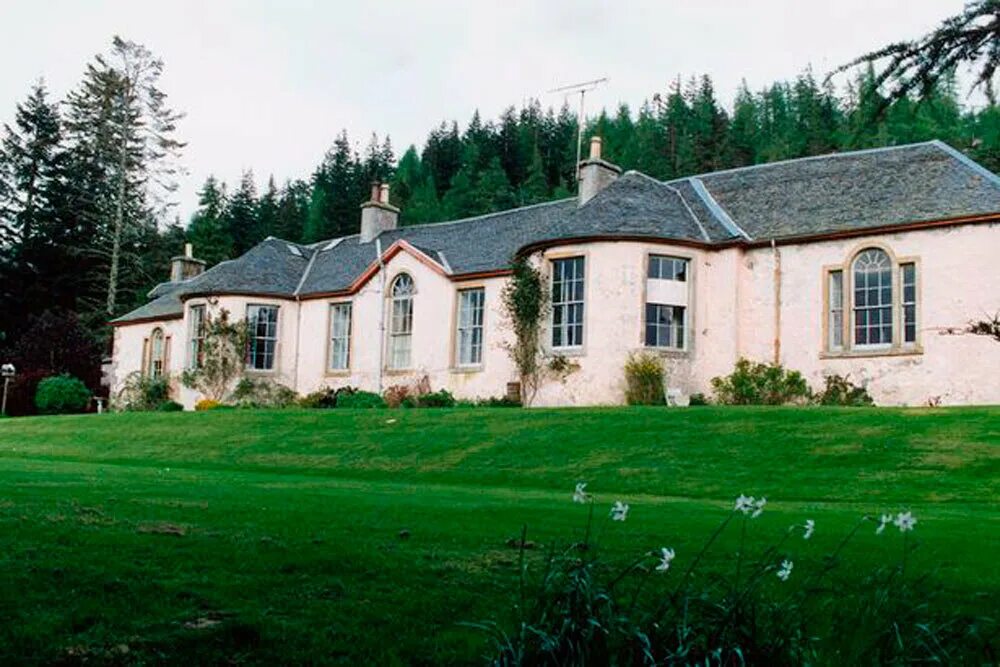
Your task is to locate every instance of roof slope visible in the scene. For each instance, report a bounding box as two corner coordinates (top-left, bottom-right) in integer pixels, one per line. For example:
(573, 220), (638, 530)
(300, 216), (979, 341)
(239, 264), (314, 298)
(114, 141), (1000, 324)
(682, 141), (1000, 240)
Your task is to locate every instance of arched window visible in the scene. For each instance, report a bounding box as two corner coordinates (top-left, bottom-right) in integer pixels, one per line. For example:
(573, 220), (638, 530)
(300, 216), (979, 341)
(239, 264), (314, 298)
(852, 248), (893, 346)
(388, 274), (414, 369)
(149, 327), (166, 378)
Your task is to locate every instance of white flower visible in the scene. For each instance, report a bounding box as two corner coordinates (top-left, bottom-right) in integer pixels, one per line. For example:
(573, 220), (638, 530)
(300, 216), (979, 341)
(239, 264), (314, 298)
(572, 482), (590, 504)
(610, 500), (629, 522)
(803, 519), (815, 540)
(655, 547), (676, 572)
(894, 511), (917, 532)
(751, 497), (767, 519)
(776, 559), (794, 581)
(735, 494), (755, 514)
(385, 418), (397, 424)
(875, 513), (893, 535)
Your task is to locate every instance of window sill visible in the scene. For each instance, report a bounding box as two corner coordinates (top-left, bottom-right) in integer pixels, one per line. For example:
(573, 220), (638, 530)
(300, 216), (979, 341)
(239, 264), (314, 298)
(245, 368), (278, 376)
(821, 346), (923, 360)
(384, 368), (416, 376)
(643, 346), (690, 358)
(325, 369), (352, 377)
(547, 347), (585, 358)
(451, 365), (484, 374)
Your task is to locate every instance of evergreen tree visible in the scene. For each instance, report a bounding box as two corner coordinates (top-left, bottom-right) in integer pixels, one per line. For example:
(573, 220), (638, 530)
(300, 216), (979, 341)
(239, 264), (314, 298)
(274, 179), (309, 242)
(257, 176), (279, 241)
(186, 176), (231, 266)
(225, 171), (258, 254)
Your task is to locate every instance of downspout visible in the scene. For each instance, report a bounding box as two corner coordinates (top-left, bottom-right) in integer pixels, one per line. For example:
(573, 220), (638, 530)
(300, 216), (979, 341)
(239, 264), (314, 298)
(771, 239), (782, 365)
(375, 237), (387, 394)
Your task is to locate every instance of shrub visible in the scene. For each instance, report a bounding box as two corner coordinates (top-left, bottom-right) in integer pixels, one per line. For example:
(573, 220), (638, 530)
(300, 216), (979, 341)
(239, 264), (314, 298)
(688, 392), (710, 406)
(230, 378), (298, 408)
(383, 384), (413, 408)
(336, 391), (386, 409)
(410, 389), (456, 408)
(116, 373), (171, 412)
(156, 400), (184, 412)
(623, 352), (665, 405)
(817, 374), (875, 406)
(711, 358), (812, 405)
(35, 374), (91, 415)
(299, 386), (342, 409)
(195, 398), (222, 411)
(475, 395), (522, 408)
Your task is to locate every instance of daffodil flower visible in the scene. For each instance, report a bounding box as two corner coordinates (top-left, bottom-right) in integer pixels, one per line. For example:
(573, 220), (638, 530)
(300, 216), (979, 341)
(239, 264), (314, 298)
(894, 511), (917, 532)
(572, 482), (590, 504)
(610, 500), (629, 522)
(803, 519), (815, 540)
(776, 559), (793, 581)
(875, 513), (893, 535)
(656, 547), (675, 572)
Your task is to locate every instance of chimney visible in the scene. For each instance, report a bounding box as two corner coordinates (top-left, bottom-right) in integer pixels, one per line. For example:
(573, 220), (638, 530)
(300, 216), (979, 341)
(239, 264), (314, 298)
(578, 136), (621, 206)
(170, 243), (206, 282)
(360, 181), (399, 243)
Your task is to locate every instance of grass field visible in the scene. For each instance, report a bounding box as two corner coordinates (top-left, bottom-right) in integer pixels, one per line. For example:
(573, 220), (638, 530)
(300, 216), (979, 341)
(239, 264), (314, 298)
(0, 406), (998, 664)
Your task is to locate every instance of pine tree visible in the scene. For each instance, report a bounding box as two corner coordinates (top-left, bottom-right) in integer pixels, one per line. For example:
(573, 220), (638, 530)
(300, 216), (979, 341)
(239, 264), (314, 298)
(519, 145), (549, 206)
(186, 176), (232, 265)
(257, 176), (279, 240)
(274, 179), (309, 242)
(225, 171), (258, 254)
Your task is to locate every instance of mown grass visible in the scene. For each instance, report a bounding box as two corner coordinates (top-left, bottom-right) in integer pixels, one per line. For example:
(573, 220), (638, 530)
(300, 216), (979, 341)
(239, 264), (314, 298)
(0, 406), (997, 664)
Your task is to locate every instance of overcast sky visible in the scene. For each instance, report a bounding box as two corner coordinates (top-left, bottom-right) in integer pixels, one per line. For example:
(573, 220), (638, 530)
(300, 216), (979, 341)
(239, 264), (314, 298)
(0, 0), (967, 220)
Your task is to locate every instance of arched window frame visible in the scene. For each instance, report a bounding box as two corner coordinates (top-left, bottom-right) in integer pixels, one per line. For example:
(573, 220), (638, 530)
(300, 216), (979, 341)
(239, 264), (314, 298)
(148, 327), (166, 378)
(387, 273), (414, 370)
(822, 243), (921, 356)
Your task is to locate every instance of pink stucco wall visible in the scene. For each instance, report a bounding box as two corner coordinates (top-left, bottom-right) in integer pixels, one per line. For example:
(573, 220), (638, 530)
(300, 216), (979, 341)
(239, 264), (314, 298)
(110, 221), (1000, 408)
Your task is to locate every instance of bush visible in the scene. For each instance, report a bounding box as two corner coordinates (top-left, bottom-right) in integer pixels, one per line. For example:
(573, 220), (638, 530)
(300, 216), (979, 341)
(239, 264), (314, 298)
(156, 400), (184, 412)
(711, 358), (812, 405)
(230, 378), (298, 408)
(817, 374), (875, 406)
(623, 352), (665, 405)
(383, 384), (413, 408)
(34, 374), (91, 415)
(408, 389), (456, 408)
(116, 373), (171, 412)
(195, 399), (222, 411)
(688, 392), (710, 406)
(336, 391), (386, 409)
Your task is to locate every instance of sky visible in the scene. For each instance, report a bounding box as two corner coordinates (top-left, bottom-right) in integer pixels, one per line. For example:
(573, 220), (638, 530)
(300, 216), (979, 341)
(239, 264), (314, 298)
(0, 0), (969, 221)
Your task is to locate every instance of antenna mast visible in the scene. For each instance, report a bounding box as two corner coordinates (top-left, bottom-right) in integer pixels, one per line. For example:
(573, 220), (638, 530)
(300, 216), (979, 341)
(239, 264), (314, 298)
(548, 77), (608, 182)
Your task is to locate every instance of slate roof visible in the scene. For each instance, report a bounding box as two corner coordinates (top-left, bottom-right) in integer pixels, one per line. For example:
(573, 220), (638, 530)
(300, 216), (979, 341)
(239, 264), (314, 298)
(114, 140), (1000, 324)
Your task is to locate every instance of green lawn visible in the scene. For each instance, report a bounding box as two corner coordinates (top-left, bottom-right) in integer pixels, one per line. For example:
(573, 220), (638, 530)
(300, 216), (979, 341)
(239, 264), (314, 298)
(0, 406), (997, 664)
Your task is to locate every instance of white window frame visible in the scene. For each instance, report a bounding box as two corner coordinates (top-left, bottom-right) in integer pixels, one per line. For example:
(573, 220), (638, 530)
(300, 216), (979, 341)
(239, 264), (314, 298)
(456, 288), (485, 367)
(647, 255), (688, 281)
(246, 304), (279, 371)
(644, 303), (686, 350)
(188, 304), (206, 369)
(329, 302), (352, 371)
(149, 327), (166, 378)
(827, 270), (844, 351)
(901, 262), (917, 345)
(388, 274), (414, 370)
(551, 256), (585, 350)
(851, 248), (893, 349)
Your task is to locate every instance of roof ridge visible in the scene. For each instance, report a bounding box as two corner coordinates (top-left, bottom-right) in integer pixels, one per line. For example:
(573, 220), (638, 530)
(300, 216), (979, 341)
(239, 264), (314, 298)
(383, 197), (575, 233)
(666, 141), (939, 183)
(293, 244), (321, 296)
(688, 177), (752, 241)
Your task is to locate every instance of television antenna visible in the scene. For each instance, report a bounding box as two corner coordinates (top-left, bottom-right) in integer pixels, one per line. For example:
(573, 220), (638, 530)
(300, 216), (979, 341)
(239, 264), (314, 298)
(548, 77), (609, 181)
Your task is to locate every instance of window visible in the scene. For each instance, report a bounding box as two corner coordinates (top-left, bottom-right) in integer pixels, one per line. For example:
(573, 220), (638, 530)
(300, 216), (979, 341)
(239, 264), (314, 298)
(148, 327), (166, 378)
(827, 271), (844, 350)
(329, 303), (352, 371)
(852, 248), (893, 347)
(648, 255), (688, 281)
(456, 288), (485, 366)
(551, 257), (585, 348)
(901, 263), (917, 344)
(645, 304), (685, 349)
(246, 304), (279, 370)
(188, 305), (206, 368)
(389, 274), (413, 369)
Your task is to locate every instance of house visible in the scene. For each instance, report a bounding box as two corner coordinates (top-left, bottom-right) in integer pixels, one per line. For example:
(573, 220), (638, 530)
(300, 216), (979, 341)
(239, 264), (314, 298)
(109, 138), (1000, 407)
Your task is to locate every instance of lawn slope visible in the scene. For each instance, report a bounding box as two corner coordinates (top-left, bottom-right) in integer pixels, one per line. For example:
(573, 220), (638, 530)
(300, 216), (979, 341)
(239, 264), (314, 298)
(0, 407), (997, 664)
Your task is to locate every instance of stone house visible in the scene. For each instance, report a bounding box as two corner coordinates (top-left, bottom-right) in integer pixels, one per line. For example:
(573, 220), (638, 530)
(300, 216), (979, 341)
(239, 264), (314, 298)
(110, 138), (1000, 407)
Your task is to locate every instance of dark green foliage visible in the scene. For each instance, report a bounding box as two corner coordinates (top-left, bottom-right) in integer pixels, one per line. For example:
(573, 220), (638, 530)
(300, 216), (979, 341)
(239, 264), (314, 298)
(298, 385), (357, 409)
(688, 392), (710, 406)
(156, 400), (183, 412)
(34, 374), (90, 414)
(817, 374), (875, 407)
(403, 389), (456, 408)
(501, 256), (548, 405)
(623, 352), (666, 405)
(968, 313), (1000, 342)
(711, 358), (812, 405)
(335, 390), (386, 409)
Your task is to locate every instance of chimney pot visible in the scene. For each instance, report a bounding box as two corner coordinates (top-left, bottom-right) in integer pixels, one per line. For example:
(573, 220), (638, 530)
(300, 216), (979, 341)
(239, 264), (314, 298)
(370, 182), (380, 202)
(170, 244), (206, 282)
(589, 136), (602, 160)
(184, 242), (193, 258)
(379, 183), (390, 204)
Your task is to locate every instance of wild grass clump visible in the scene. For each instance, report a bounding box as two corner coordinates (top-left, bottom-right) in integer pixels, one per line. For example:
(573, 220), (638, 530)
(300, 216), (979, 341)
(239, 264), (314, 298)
(467, 488), (997, 665)
(624, 352), (665, 405)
